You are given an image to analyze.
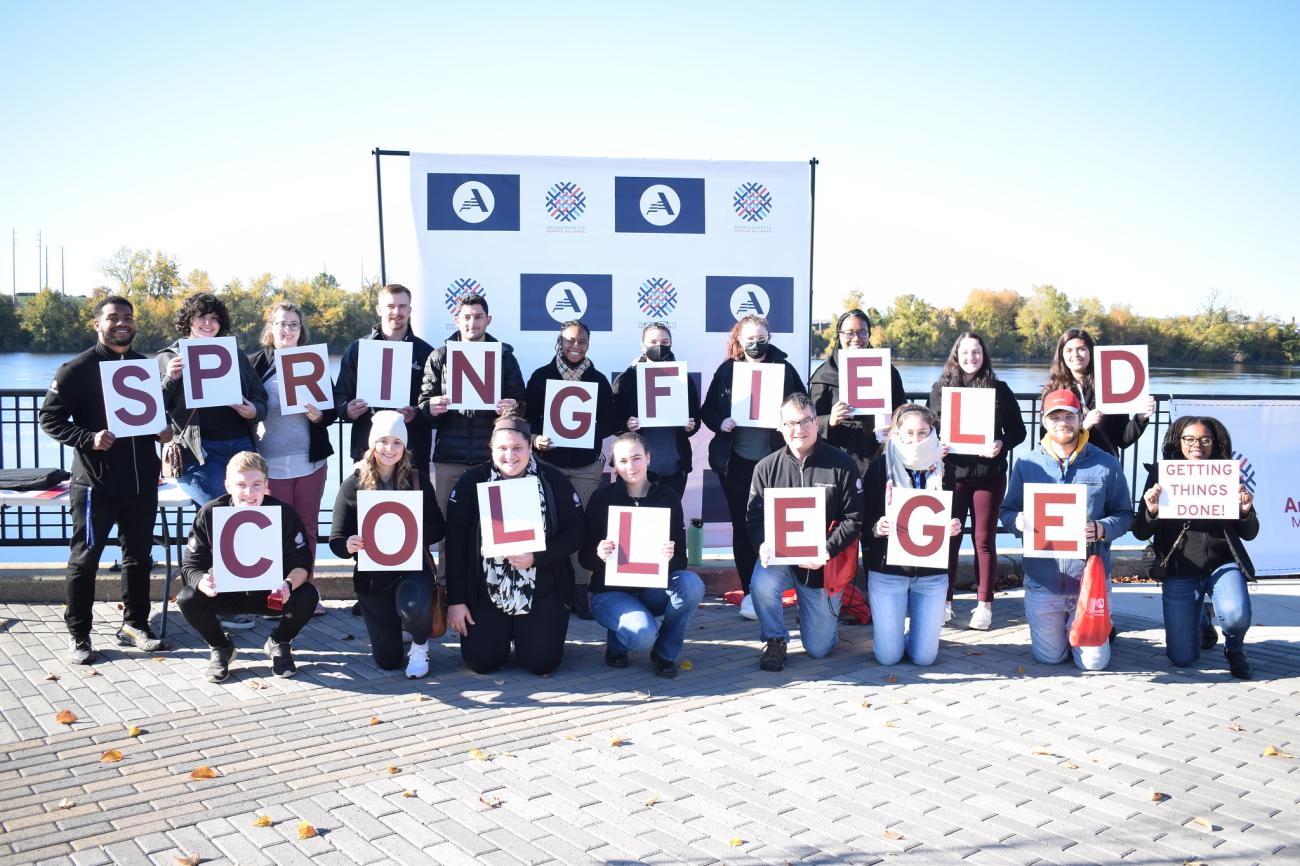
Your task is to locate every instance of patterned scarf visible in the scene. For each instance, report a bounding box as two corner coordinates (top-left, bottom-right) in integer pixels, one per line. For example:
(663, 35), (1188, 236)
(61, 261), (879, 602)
(555, 351), (592, 382)
(482, 454), (549, 615)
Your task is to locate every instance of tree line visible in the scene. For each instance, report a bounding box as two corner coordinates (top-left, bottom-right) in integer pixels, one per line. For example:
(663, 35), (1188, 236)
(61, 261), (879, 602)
(1, 247), (1296, 365)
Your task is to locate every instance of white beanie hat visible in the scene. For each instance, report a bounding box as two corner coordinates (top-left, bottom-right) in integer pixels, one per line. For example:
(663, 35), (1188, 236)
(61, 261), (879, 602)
(368, 410), (408, 448)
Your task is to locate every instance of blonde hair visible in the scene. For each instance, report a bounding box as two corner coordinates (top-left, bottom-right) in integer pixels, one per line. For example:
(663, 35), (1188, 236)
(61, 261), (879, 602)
(358, 445), (417, 491)
(226, 451), (268, 479)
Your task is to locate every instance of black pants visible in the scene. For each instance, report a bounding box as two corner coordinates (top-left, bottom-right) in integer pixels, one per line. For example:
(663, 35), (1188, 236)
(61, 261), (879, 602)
(175, 583), (319, 648)
(657, 471), (688, 502)
(65, 483), (158, 640)
(357, 572), (435, 670)
(460, 593), (569, 675)
(720, 455), (759, 593)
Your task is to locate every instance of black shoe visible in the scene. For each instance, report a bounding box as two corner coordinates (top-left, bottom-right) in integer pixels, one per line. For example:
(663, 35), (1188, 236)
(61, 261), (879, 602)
(1225, 649), (1252, 680)
(68, 638), (96, 665)
(650, 648), (678, 679)
(265, 636), (297, 678)
(351, 601), (363, 616)
(760, 638), (787, 672)
(116, 623), (165, 652)
(206, 644), (236, 683)
(605, 648), (629, 669)
(1202, 621), (1219, 651)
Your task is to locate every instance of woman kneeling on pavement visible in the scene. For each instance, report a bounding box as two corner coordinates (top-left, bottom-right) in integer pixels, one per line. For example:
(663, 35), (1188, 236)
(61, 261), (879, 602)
(863, 404), (962, 666)
(1132, 415), (1258, 679)
(445, 416), (586, 675)
(582, 433), (705, 678)
(330, 411), (445, 679)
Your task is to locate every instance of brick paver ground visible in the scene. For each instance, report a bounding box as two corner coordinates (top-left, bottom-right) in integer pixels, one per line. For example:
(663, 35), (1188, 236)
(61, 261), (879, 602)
(1, 593), (1296, 865)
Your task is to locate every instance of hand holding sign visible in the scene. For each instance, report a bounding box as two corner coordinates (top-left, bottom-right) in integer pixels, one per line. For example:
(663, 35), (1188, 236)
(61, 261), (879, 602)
(1022, 483), (1087, 559)
(99, 360), (165, 438)
(180, 338), (242, 408)
(211, 506), (284, 592)
(604, 505), (671, 588)
(837, 349), (892, 416)
(1156, 460), (1239, 520)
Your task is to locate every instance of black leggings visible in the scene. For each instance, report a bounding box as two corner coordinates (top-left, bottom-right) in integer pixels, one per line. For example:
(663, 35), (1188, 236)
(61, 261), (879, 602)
(720, 455), (759, 593)
(176, 583), (319, 648)
(459, 594), (569, 675)
(357, 573), (435, 670)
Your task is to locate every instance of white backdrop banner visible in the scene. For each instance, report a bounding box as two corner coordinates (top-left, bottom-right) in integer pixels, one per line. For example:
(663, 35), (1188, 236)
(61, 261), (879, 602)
(1169, 399), (1300, 576)
(409, 153), (812, 538)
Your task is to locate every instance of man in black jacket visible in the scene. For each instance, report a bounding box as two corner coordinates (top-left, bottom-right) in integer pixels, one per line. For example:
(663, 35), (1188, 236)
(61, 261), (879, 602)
(745, 392), (864, 671)
(38, 296), (170, 664)
(333, 284), (434, 472)
(418, 293), (526, 577)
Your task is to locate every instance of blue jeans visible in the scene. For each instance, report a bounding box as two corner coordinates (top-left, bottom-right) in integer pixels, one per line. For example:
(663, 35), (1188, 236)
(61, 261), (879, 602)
(1162, 563), (1251, 667)
(867, 570), (947, 666)
(178, 436), (254, 506)
(1023, 583), (1110, 671)
(590, 570), (704, 662)
(751, 563), (841, 659)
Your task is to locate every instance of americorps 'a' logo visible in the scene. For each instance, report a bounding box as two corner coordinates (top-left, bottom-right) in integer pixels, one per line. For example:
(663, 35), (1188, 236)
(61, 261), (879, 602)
(730, 283), (770, 318)
(640, 184), (681, 227)
(733, 182), (773, 222)
(444, 278), (486, 313)
(637, 277), (677, 319)
(520, 274), (613, 331)
(545, 281), (588, 322)
(545, 181), (586, 222)
(453, 181), (495, 224)
(1235, 451), (1257, 494)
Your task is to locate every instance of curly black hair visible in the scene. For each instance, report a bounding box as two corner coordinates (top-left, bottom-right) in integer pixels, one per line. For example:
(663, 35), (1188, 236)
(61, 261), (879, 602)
(1160, 415), (1234, 460)
(174, 292), (231, 337)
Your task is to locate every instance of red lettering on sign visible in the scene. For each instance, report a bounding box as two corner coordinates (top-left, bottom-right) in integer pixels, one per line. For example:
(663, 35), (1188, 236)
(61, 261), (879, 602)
(845, 354), (885, 410)
(773, 496), (819, 559)
(218, 510), (273, 579)
(361, 500), (419, 567)
(451, 349), (497, 405)
(748, 368), (763, 421)
(486, 484), (536, 547)
(896, 494), (946, 556)
(1033, 490), (1078, 552)
(643, 365), (676, 418)
(282, 351), (328, 407)
(615, 511), (659, 575)
(186, 344), (232, 401)
(112, 366), (157, 426)
(549, 385), (592, 439)
(378, 345), (395, 402)
(1099, 349), (1145, 404)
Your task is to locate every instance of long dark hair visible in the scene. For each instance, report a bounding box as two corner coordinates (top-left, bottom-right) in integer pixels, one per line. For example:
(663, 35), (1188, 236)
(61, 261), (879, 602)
(1043, 327), (1095, 394)
(937, 331), (996, 388)
(1161, 416), (1234, 460)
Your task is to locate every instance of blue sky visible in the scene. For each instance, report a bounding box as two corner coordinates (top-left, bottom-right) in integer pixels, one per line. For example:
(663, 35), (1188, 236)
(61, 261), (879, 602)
(2, 1), (1297, 322)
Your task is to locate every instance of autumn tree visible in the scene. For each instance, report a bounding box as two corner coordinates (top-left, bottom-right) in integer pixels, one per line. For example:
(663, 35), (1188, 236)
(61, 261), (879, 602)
(959, 289), (1022, 358)
(20, 290), (87, 351)
(1015, 284), (1073, 357)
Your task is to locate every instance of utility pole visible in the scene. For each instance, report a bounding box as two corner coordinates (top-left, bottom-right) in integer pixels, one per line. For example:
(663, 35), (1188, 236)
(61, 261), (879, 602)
(10, 229), (15, 300)
(61, 246), (65, 295)
(36, 230), (42, 292)
(45, 246), (50, 293)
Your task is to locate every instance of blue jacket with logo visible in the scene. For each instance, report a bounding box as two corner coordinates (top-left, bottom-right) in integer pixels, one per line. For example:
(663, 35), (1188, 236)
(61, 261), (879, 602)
(999, 437), (1133, 595)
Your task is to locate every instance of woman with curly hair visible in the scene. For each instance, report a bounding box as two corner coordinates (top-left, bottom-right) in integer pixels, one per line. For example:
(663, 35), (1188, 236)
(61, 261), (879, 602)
(1132, 416), (1258, 679)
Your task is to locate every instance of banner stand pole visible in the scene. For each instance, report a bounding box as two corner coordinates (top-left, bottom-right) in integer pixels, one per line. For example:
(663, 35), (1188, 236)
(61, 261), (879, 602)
(372, 148), (412, 289)
(807, 156), (819, 380)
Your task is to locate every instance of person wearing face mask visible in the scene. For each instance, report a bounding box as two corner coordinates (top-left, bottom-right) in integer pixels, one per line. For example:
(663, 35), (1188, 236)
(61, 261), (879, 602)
(1132, 416), (1258, 679)
(702, 315), (807, 618)
(330, 411), (446, 679)
(927, 331), (1027, 630)
(809, 309), (907, 473)
(611, 323), (702, 501)
(863, 405), (962, 667)
(1041, 328), (1154, 460)
(524, 320), (617, 619)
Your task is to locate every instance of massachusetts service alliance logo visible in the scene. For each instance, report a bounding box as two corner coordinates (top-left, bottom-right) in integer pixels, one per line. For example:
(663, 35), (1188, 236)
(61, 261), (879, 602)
(1234, 450), (1257, 494)
(733, 181), (773, 232)
(544, 181), (586, 234)
(636, 277), (678, 321)
(444, 278), (487, 314)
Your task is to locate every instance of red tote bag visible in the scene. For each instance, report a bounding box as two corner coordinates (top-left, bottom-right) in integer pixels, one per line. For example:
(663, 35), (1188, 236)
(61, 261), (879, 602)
(1068, 554), (1112, 647)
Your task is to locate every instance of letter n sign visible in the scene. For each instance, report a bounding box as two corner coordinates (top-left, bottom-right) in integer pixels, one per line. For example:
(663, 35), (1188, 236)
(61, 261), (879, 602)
(357, 490), (423, 571)
(212, 506), (284, 592)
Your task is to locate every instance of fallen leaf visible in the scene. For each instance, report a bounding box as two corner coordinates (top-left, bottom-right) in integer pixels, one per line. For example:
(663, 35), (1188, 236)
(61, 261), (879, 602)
(126, 725), (142, 737)
(728, 838), (744, 847)
(100, 749), (124, 763)
(679, 659), (694, 671)
(963, 649), (983, 656)
(885, 674), (897, 684)
(1188, 816), (1217, 833)
(479, 794), (503, 809)
(561, 735), (576, 741)
(369, 716), (381, 726)
(56, 798), (75, 809)
(609, 736), (624, 747)
(1226, 721), (1244, 732)
(884, 829), (905, 840)
(386, 766), (400, 775)
(43, 672), (60, 681)
(644, 795), (660, 806)
(1150, 790), (1169, 803)
(884, 721), (896, 729)
(248, 680), (268, 690)
(174, 853), (201, 866)
(1016, 665), (1026, 674)
(413, 694), (430, 702)
(401, 790), (416, 798)
(83, 670), (100, 677)
(152, 656), (165, 663)
(252, 815), (272, 828)
(1262, 745), (1294, 758)
(861, 700), (871, 708)
(1032, 750), (1057, 757)
(189, 765), (217, 780)
(296, 820), (317, 839)
(55, 709), (77, 725)
(1063, 761), (1079, 769)
(116, 603), (124, 610)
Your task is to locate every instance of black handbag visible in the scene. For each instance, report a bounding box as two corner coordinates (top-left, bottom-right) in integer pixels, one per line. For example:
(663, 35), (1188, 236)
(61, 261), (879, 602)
(1143, 521), (1189, 580)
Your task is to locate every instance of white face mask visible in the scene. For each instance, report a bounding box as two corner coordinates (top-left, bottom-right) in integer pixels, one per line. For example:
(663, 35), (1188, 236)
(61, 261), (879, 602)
(894, 431), (943, 470)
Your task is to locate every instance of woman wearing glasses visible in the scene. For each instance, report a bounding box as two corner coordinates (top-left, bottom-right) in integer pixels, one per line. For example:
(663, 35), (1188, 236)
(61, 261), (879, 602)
(524, 320), (617, 619)
(809, 309), (907, 473)
(1132, 416), (1258, 678)
(250, 302), (336, 614)
(702, 315), (806, 616)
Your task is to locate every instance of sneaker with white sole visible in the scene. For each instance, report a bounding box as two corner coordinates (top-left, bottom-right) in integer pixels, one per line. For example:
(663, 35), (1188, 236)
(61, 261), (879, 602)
(969, 606), (992, 630)
(220, 614), (256, 631)
(943, 603), (954, 624)
(405, 642), (429, 679)
(739, 594), (758, 621)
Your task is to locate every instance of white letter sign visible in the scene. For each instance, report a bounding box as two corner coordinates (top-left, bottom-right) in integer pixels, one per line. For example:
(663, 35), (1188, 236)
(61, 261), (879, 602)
(940, 387), (996, 456)
(447, 342), (501, 411)
(1023, 483), (1087, 559)
(100, 360), (165, 438)
(635, 362), (688, 428)
(212, 505), (284, 593)
(731, 364), (784, 429)
(274, 344), (332, 416)
(605, 505), (670, 589)
(1094, 345), (1149, 415)
(838, 349), (892, 416)
(886, 488), (953, 569)
(356, 339), (414, 409)
(478, 476), (546, 557)
(543, 379), (599, 449)
(1157, 459), (1239, 520)
(180, 337), (242, 409)
(764, 488), (827, 565)
(357, 490), (424, 571)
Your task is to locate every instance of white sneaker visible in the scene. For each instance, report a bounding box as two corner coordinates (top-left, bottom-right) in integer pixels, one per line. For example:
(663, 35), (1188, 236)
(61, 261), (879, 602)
(943, 603), (954, 625)
(220, 614), (256, 630)
(739, 594), (758, 621)
(405, 642), (429, 679)
(969, 606), (993, 630)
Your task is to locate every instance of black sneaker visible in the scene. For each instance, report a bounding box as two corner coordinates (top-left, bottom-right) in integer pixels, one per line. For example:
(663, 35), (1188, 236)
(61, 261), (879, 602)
(650, 648), (678, 679)
(605, 648), (629, 669)
(1225, 649), (1252, 680)
(116, 623), (165, 652)
(351, 601), (363, 617)
(206, 644), (236, 683)
(68, 638), (96, 665)
(265, 636), (297, 678)
(759, 638), (787, 672)
(1201, 621), (1219, 651)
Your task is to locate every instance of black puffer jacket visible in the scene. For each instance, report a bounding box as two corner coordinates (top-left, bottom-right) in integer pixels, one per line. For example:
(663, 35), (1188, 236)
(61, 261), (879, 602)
(611, 352), (702, 474)
(157, 339), (268, 465)
(701, 344), (806, 476)
(333, 326), (434, 468)
(809, 351), (906, 473)
(417, 332), (527, 466)
(250, 347), (337, 464)
(1131, 463), (1259, 580)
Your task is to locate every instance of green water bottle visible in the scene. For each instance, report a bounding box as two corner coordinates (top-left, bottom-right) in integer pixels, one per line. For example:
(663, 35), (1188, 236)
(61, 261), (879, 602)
(687, 518), (704, 566)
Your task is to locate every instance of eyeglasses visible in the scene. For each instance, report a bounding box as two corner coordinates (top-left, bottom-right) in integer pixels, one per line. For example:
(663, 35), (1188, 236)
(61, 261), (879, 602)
(781, 417), (817, 431)
(1180, 435), (1214, 447)
(839, 329), (870, 340)
(273, 321), (301, 331)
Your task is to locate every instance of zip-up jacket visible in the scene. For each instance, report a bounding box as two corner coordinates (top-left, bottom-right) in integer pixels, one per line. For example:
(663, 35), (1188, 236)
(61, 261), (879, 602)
(701, 345), (807, 476)
(157, 339), (268, 465)
(1131, 462), (1258, 580)
(333, 326), (434, 468)
(39, 343), (163, 494)
(417, 332), (526, 466)
(744, 440), (864, 589)
(524, 359), (616, 469)
(999, 436), (1133, 594)
(580, 477), (687, 593)
(610, 356), (702, 474)
(329, 469), (447, 595)
(861, 453), (949, 578)
(180, 493), (312, 591)
(927, 378), (1027, 482)
(250, 347), (337, 464)
(809, 353), (906, 472)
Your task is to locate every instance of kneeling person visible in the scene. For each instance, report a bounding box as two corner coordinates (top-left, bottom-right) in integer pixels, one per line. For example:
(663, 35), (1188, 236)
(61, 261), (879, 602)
(177, 452), (317, 682)
(582, 433), (704, 678)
